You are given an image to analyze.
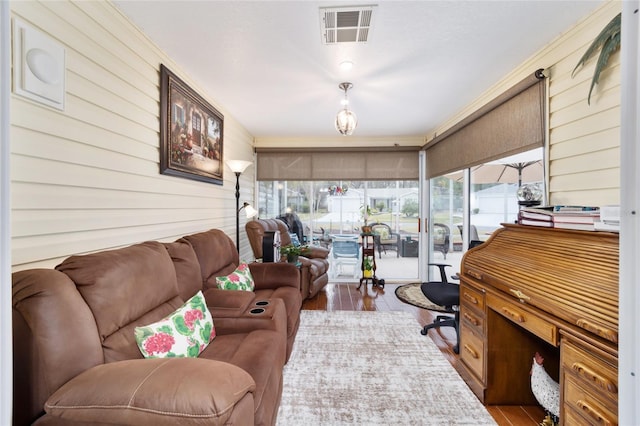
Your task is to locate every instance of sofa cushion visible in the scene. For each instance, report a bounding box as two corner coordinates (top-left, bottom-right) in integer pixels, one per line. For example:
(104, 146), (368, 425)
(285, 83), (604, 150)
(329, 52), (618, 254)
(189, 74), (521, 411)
(181, 229), (240, 290)
(163, 239), (204, 302)
(216, 263), (255, 291)
(44, 358), (256, 425)
(135, 291), (215, 358)
(199, 329), (286, 426)
(56, 241), (183, 362)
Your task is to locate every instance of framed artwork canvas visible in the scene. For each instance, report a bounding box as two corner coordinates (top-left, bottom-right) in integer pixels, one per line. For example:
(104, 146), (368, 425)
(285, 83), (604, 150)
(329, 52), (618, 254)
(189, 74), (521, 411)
(160, 64), (223, 185)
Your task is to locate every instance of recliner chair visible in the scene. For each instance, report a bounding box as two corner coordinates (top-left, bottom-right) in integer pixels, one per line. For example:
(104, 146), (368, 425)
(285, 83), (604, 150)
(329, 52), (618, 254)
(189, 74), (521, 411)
(246, 218), (330, 300)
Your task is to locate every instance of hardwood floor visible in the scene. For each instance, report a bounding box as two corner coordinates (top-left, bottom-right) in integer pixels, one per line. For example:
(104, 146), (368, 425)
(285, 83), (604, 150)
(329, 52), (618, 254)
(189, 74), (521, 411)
(303, 282), (545, 426)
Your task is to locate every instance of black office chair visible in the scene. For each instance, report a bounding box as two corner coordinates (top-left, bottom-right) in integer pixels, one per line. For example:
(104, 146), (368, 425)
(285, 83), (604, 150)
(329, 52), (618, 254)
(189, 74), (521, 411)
(420, 240), (483, 354)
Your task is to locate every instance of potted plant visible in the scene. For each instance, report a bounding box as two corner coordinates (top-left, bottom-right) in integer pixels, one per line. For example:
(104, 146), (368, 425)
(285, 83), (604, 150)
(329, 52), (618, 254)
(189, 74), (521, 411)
(360, 204), (372, 233)
(280, 244), (308, 264)
(362, 256), (374, 278)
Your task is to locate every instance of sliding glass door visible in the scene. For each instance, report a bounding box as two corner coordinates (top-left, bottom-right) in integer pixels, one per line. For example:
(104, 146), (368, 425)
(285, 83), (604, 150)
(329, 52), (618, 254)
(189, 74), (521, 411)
(256, 179), (420, 282)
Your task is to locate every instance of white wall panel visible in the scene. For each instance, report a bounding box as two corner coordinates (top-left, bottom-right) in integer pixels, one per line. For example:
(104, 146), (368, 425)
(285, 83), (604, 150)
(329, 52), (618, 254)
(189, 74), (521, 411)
(10, 1), (255, 269)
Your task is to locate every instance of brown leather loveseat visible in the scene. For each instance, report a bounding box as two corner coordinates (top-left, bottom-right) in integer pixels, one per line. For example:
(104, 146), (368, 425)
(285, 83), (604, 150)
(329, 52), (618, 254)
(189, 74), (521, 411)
(246, 218), (330, 300)
(12, 229), (302, 426)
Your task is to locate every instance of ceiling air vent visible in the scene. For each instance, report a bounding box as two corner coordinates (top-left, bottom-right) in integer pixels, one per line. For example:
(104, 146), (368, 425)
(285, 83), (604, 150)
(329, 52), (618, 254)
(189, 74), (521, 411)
(320, 5), (377, 44)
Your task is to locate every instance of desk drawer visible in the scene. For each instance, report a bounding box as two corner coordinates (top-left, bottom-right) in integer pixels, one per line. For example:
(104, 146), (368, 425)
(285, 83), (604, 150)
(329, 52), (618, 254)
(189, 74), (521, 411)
(563, 376), (617, 426)
(460, 282), (485, 313)
(562, 339), (617, 400)
(461, 306), (484, 334)
(460, 321), (484, 381)
(487, 293), (558, 346)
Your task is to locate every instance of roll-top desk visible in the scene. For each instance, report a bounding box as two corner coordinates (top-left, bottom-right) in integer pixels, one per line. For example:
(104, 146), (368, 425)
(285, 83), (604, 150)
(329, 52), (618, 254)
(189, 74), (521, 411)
(457, 224), (619, 426)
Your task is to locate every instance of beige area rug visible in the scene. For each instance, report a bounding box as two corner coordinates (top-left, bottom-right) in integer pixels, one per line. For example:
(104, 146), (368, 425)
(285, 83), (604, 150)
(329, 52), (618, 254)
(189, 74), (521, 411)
(276, 311), (497, 425)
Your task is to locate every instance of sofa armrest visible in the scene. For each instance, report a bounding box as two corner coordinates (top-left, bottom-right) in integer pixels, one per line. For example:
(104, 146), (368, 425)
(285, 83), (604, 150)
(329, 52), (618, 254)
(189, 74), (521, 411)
(202, 287), (256, 311)
(248, 262), (300, 291)
(304, 245), (330, 259)
(44, 358), (255, 425)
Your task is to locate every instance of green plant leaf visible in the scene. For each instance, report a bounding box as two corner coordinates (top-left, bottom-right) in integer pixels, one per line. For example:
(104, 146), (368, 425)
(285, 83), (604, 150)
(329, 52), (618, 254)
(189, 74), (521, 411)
(572, 13), (621, 78)
(588, 31), (621, 104)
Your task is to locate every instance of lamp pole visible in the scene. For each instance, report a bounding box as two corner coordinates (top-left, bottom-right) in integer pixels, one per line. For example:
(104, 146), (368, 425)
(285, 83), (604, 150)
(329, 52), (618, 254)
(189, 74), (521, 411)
(234, 171), (241, 253)
(225, 160), (252, 254)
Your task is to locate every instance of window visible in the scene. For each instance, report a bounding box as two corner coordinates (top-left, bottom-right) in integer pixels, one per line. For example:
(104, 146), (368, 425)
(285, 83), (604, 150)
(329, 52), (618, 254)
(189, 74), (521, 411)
(257, 180), (420, 281)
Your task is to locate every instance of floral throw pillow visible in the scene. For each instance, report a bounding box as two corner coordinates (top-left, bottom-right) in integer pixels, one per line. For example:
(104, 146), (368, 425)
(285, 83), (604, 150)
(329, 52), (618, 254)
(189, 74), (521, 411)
(134, 291), (215, 358)
(215, 263), (255, 291)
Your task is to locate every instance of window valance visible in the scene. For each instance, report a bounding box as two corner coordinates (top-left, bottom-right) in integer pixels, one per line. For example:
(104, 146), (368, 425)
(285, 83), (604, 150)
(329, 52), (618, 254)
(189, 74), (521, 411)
(255, 147), (420, 181)
(423, 69), (546, 179)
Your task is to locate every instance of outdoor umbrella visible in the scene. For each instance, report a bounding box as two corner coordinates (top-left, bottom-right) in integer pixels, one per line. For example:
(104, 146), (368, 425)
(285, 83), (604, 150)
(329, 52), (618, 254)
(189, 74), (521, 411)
(445, 148), (543, 186)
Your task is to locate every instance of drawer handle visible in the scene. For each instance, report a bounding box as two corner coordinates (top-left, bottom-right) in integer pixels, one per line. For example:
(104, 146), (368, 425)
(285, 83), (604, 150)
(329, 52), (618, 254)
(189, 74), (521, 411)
(509, 288), (530, 301)
(463, 292), (479, 305)
(463, 344), (479, 359)
(463, 312), (480, 326)
(501, 307), (525, 323)
(466, 269), (483, 280)
(576, 399), (612, 426)
(571, 362), (618, 394)
(576, 319), (618, 343)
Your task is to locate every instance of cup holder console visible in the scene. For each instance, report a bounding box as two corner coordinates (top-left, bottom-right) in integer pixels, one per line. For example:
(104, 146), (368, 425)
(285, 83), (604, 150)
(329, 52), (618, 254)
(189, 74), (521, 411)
(250, 308), (265, 315)
(255, 301), (269, 306)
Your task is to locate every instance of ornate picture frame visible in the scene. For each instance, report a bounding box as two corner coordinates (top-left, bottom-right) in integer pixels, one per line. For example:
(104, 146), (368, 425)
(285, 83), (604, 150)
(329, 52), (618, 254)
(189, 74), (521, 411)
(159, 64), (223, 185)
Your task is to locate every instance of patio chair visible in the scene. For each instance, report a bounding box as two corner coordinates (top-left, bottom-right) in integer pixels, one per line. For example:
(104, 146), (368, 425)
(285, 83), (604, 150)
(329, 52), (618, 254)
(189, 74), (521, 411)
(433, 223), (450, 259)
(329, 237), (361, 279)
(370, 222), (400, 258)
(457, 224), (480, 242)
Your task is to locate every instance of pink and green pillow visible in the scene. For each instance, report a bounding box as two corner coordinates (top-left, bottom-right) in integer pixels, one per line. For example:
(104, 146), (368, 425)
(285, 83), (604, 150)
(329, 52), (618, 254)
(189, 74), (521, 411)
(134, 291), (215, 358)
(215, 262), (255, 291)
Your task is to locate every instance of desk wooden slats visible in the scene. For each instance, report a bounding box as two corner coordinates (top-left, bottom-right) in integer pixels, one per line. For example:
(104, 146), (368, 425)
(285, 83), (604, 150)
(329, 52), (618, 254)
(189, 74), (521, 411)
(461, 224), (619, 343)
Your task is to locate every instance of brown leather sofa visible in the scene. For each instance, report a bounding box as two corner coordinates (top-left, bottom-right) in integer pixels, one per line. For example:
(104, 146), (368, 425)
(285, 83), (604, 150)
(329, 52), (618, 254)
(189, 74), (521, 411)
(12, 229), (302, 426)
(246, 218), (330, 300)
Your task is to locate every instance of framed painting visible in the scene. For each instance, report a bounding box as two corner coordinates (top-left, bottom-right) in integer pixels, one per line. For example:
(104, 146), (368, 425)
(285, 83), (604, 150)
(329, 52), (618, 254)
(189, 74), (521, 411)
(160, 64), (223, 185)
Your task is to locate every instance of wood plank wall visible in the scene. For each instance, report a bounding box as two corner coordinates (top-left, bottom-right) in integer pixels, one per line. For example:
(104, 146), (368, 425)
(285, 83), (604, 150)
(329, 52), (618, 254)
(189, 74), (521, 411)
(10, 1), (255, 270)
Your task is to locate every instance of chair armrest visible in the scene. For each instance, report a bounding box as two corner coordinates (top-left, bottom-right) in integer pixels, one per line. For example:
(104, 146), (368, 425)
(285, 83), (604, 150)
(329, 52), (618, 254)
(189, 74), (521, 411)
(303, 245), (330, 259)
(428, 263), (453, 283)
(248, 262), (300, 290)
(45, 358), (255, 425)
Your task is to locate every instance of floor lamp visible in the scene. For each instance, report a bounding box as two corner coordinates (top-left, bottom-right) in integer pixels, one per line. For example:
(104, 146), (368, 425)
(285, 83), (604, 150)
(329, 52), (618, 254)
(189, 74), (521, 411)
(226, 160), (254, 253)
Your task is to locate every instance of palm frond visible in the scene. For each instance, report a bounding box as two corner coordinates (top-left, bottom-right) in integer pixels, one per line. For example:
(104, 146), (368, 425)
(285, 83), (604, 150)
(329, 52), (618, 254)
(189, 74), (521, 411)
(572, 13), (621, 77)
(588, 31), (621, 104)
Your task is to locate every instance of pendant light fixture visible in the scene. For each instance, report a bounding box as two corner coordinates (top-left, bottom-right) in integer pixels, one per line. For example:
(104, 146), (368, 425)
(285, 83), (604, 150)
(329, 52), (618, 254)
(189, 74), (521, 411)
(335, 82), (357, 136)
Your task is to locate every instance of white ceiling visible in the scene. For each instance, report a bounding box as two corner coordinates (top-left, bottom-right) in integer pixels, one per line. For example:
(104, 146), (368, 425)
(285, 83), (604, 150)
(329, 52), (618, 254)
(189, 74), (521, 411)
(113, 1), (604, 141)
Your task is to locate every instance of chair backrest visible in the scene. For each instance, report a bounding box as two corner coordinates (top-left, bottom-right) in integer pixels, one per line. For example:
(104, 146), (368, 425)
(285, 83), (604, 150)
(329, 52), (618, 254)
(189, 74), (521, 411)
(246, 218), (292, 260)
(433, 223), (450, 245)
(457, 224), (480, 241)
(371, 222), (392, 240)
(331, 239), (360, 259)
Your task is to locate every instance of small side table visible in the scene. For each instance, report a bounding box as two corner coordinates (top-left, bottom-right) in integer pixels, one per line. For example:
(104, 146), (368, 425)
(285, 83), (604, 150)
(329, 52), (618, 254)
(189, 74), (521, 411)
(357, 233), (383, 289)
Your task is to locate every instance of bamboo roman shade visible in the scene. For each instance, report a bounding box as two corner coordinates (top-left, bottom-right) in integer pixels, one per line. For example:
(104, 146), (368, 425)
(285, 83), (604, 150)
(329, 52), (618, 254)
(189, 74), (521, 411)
(256, 147), (419, 181)
(423, 70), (546, 179)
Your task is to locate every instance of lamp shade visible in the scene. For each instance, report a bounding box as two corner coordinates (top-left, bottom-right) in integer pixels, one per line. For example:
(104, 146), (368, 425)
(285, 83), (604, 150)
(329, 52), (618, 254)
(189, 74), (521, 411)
(225, 160), (252, 174)
(335, 109), (358, 136)
(244, 204), (258, 218)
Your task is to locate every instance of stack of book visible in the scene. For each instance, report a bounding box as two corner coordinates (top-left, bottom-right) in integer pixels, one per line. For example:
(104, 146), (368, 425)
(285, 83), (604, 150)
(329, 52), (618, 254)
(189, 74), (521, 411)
(593, 205), (620, 232)
(518, 205), (601, 231)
